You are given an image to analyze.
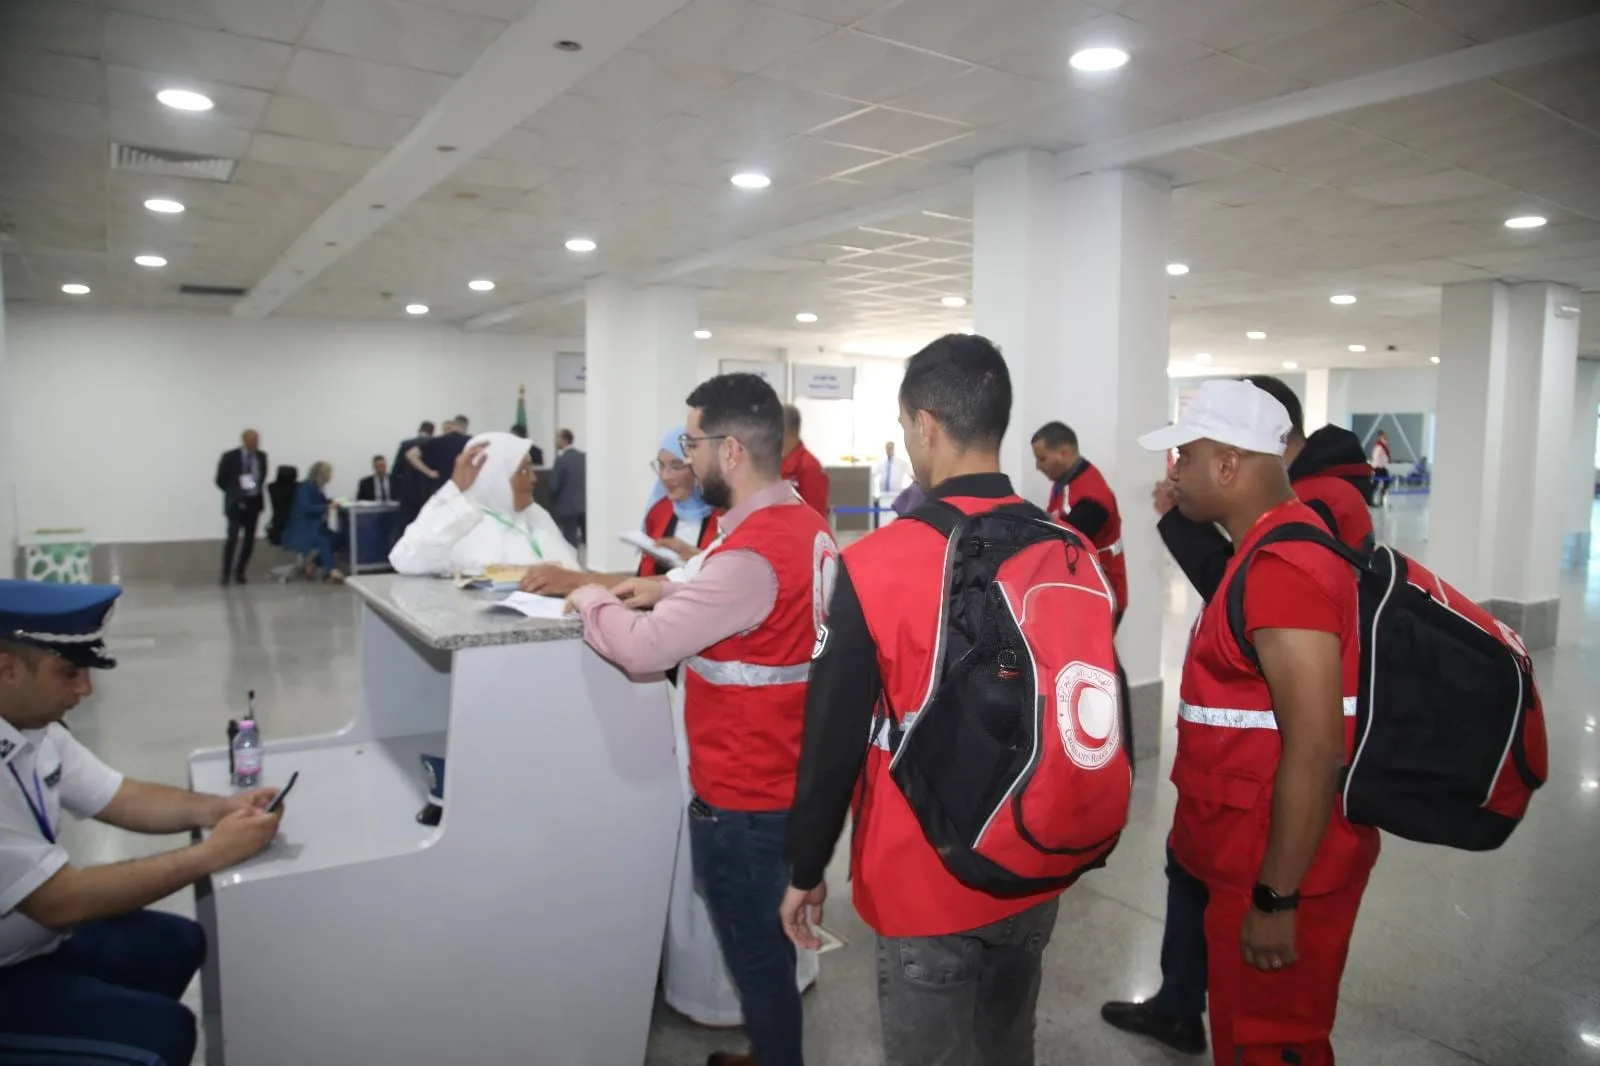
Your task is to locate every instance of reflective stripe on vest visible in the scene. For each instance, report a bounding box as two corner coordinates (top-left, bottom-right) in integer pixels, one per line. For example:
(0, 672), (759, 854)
(869, 709), (922, 750)
(685, 656), (810, 687)
(1101, 538), (1123, 558)
(1178, 697), (1357, 730)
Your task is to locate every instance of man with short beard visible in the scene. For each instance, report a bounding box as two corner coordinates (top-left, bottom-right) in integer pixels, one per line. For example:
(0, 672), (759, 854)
(565, 373), (838, 1066)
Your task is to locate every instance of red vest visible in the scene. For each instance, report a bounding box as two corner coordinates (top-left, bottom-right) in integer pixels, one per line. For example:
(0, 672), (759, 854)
(847, 493), (1066, 937)
(638, 496), (721, 577)
(1293, 472), (1373, 552)
(1172, 500), (1379, 895)
(1048, 462), (1128, 613)
(682, 500), (836, 811)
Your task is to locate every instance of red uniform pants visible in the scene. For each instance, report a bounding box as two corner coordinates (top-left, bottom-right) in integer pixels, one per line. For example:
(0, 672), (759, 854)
(1203, 877), (1368, 1066)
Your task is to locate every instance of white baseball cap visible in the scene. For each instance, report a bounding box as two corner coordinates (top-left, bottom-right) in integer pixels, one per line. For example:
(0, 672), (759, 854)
(1137, 379), (1292, 456)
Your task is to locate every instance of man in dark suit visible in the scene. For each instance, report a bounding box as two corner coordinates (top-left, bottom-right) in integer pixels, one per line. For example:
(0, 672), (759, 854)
(407, 416), (471, 505)
(357, 455), (394, 503)
(392, 420), (434, 535)
(547, 428), (586, 547)
(215, 429), (267, 586)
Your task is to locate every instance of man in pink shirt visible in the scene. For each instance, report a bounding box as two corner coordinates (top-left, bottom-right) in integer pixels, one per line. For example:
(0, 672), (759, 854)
(568, 374), (836, 1066)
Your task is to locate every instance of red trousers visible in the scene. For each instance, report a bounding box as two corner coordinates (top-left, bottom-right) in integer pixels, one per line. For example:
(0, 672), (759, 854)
(1204, 877), (1368, 1066)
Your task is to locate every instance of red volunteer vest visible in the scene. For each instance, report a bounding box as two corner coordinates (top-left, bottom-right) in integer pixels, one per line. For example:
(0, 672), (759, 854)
(1047, 462), (1128, 613)
(637, 496), (721, 577)
(847, 493), (1069, 937)
(682, 499), (836, 811)
(1172, 500), (1379, 895)
(1293, 471), (1373, 552)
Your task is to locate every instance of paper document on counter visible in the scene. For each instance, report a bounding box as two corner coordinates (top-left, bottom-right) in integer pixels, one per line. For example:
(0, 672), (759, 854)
(490, 592), (570, 620)
(618, 530), (684, 568)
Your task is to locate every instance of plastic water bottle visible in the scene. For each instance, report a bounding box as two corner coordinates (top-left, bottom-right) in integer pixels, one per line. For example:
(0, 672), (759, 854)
(233, 718), (262, 788)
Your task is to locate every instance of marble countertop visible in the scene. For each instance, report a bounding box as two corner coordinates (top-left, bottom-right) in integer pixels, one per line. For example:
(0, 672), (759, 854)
(346, 575), (582, 650)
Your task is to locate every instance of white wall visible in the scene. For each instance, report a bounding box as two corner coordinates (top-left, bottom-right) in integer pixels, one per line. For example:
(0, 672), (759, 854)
(0, 270), (13, 577)
(6, 310), (563, 544)
(1570, 359), (1600, 536)
(1336, 367), (1438, 417)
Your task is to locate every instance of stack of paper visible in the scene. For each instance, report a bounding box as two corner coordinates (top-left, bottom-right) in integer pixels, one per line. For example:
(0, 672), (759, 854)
(489, 592), (570, 620)
(618, 530), (685, 568)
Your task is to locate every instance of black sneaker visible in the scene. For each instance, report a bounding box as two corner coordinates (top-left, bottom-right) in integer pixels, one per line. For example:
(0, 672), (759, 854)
(1100, 1000), (1207, 1055)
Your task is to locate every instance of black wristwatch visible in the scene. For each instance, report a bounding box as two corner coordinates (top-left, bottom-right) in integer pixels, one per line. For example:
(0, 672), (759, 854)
(1252, 883), (1300, 913)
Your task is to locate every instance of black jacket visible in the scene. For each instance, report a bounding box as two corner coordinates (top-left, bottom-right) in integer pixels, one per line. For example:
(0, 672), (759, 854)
(216, 448), (269, 515)
(1160, 425), (1372, 602)
(357, 474), (394, 503)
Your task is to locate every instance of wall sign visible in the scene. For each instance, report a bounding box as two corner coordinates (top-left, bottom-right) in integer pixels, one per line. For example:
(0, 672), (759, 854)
(793, 364), (855, 400)
(556, 352), (586, 392)
(720, 359), (787, 399)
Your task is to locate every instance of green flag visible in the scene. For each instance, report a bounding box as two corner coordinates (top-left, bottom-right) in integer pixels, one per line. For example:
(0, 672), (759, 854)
(515, 385), (527, 432)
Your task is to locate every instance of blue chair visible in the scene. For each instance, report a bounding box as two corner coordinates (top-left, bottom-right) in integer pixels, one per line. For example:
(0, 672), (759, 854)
(0, 1034), (165, 1065)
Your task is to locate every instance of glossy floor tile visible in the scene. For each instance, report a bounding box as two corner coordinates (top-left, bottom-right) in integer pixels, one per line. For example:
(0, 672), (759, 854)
(55, 497), (1600, 1065)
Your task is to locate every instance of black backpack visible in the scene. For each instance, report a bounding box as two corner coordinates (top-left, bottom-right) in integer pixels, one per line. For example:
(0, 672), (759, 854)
(874, 501), (1131, 897)
(1225, 524), (1547, 851)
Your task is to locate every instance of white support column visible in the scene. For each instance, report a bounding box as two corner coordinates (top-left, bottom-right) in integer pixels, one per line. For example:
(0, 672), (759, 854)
(1303, 369), (1332, 433)
(1432, 280), (1510, 604)
(1567, 358), (1600, 558)
(974, 160), (1171, 762)
(585, 282), (699, 572)
(0, 265), (12, 579)
(1326, 369), (1352, 430)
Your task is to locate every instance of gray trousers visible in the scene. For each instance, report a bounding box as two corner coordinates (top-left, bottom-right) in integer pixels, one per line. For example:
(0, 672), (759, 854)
(876, 896), (1060, 1066)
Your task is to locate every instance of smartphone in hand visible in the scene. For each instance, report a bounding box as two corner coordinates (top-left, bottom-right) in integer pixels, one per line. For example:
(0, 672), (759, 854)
(265, 772), (299, 814)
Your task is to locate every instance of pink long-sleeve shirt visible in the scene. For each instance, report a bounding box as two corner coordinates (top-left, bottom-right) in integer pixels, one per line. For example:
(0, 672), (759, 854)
(570, 482), (806, 673)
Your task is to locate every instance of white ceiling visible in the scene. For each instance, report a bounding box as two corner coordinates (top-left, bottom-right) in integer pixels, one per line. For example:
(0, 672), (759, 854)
(2, 0), (1598, 373)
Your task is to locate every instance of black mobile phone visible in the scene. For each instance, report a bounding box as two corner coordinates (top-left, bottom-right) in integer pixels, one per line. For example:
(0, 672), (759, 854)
(265, 772), (299, 814)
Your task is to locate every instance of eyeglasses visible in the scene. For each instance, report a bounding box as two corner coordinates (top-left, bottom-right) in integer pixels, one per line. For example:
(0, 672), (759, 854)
(677, 433), (728, 454)
(650, 459), (690, 475)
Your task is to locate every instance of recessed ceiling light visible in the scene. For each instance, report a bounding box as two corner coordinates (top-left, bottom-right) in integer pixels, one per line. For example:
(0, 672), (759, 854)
(940, 295), (967, 308)
(1504, 215), (1546, 229)
(1282, 361), (1299, 370)
(1246, 331), (1266, 340)
(61, 283), (90, 295)
(1430, 355), (1441, 364)
(1070, 47), (1130, 72)
(1348, 344), (1366, 352)
(731, 172), (772, 189)
(133, 255), (167, 267)
(468, 279), (495, 291)
(795, 312), (818, 324)
(565, 238), (597, 252)
(1330, 294), (1357, 305)
(1166, 263), (1190, 276)
(1195, 352), (1212, 363)
(405, 303), (429, 315)
(156, 88), (213, 112)
(144, 198), (184, 214)
(694, 329), (713, 340)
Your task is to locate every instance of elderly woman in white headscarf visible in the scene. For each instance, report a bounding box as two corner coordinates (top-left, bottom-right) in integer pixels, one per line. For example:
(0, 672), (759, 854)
(389, 431), (580, 577)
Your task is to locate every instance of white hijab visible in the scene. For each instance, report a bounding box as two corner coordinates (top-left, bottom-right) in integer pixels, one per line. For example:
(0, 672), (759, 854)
(391, 432), (579, 575)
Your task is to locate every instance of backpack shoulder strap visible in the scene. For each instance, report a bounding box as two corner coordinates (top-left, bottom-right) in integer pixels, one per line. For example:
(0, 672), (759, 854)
(903, 498), (966, 538)
(1223, 522), (1366, 673)
(1304, 497), (1339, 542)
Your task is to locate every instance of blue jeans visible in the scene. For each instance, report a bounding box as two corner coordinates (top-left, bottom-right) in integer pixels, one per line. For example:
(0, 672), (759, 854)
(0, 910), (205, 1066)
(1147, 846), (1209, 1020)
(688, 802), (804, 1066)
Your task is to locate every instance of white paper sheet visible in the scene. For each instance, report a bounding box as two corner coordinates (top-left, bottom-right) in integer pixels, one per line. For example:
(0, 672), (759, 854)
(617, 530), (685, 568)
(489, 592), (571, 620)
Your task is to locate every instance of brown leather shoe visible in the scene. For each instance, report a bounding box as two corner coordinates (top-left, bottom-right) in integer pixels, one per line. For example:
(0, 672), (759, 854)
(706, 1052), (756, 1066)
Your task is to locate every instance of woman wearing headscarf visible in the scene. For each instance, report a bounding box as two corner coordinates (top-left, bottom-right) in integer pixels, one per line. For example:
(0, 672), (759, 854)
(389, 432), (579, 577)
(283, 461), (346, 584)
(518, 426), (722, 595)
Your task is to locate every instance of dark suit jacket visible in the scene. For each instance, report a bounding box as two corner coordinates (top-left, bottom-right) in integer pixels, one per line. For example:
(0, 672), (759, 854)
(216, 448), (268, 516)
(357, 474), (394, 503)
(547, 448), (586, 517)
(416, 432), (471, 498)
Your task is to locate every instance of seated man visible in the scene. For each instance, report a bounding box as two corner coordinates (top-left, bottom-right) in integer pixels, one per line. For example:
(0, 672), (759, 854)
(0, 581), (284, 1065)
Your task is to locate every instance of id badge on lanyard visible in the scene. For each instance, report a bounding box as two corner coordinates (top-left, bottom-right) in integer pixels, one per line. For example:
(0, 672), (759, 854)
(8, 763), (54, 844)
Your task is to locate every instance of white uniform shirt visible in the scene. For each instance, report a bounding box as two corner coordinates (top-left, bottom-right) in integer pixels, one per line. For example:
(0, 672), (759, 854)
(0, 719), (123, 966)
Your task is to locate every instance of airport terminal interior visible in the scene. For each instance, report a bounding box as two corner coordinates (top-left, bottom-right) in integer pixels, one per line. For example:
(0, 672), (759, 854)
(2, 0), (1600, 1063)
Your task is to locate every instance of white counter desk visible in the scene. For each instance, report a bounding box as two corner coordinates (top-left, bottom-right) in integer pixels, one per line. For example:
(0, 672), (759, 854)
(188, 575), (679, 1066)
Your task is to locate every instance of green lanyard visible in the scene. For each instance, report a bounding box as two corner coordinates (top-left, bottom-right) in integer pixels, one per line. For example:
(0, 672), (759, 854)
(482, 507), (544, 560)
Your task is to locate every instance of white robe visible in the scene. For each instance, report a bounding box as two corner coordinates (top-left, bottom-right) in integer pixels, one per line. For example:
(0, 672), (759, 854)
(389, 481), (579, 576)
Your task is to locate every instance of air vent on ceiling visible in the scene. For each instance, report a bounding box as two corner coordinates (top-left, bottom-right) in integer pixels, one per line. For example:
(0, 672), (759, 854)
(110, 143), (236, 183)
(179, 284), (248, 297)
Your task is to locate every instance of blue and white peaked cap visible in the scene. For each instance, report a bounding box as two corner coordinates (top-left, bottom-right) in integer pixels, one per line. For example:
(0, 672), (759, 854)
(0, 579), (122, 669)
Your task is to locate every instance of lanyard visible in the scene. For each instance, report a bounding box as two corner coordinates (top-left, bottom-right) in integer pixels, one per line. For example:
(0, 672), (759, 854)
(7, 762), (54, 844)
(482, 508), (544, 560)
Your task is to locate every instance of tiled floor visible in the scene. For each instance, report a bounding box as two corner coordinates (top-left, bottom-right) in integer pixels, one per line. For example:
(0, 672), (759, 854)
(57, 497), (1600, 1065)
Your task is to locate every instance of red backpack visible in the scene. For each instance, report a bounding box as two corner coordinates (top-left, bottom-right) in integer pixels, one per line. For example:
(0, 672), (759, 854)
(875, 500), (1132, 897)
(1226, 525), (1547, 850)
